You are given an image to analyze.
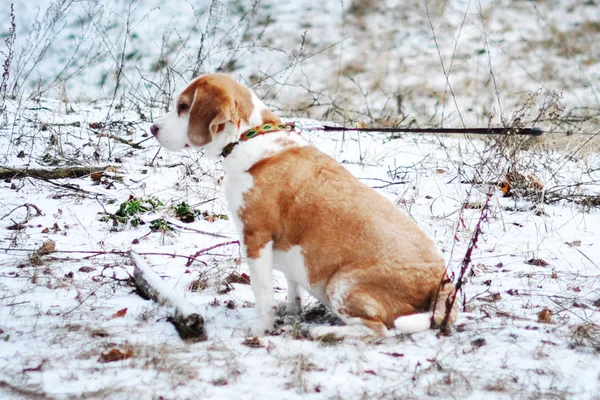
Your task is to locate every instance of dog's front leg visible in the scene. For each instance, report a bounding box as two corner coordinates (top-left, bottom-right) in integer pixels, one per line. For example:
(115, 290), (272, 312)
(247, 241), (275, 335)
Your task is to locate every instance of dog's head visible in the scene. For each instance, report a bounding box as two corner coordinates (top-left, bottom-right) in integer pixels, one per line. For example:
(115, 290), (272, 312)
(150, 73), (279, 157)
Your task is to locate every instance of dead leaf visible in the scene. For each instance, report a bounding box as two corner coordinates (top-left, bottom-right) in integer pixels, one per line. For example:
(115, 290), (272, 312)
(90, 171), (103, 182)
(537, 308), (553, 324)
(525, 258), (549, 267)
(98, 348), (134, 363)
(471, 338), (486, 348)
(565, 240), (581, 247)
(500, 180), (511, 196)
(41, 227), (50, 233)
(224, 272), (251, 285)
(478, 293), (502, 302)
(109, 308), (128, 319)
(88, 122), (104, 129)
(37, 240), (56, 255)
(242, 337), (264, 348)
(78, 266), (95, 273)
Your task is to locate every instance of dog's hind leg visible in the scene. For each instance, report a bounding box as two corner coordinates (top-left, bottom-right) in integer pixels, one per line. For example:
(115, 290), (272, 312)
(285, 276), (302, 315)
(311, 274), (390, 339)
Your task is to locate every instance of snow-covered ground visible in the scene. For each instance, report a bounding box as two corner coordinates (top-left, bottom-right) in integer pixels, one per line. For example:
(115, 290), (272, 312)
(1, 0), (599, 399)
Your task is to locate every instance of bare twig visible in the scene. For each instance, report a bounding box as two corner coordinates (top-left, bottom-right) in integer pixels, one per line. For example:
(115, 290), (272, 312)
(185, 240), (240, 267)
(441, 188), (494, 332)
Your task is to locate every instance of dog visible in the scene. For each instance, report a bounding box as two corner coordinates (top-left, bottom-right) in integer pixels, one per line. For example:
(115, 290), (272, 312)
(150, 73), (457, 337)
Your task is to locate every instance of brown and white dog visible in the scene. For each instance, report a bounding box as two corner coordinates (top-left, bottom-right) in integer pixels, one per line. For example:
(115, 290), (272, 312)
(150, 73), (457, 337)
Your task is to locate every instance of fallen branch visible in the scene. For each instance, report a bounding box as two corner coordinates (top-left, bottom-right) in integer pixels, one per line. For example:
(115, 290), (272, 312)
(0, 165), (115, 180)
(130, 251), (207, 341)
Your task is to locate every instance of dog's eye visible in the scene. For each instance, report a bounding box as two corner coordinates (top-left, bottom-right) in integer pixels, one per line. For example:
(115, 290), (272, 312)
(178, 103), (189, 113)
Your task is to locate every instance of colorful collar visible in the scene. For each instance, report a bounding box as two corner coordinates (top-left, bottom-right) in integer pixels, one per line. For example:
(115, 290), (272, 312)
(221, 122), (296, 158)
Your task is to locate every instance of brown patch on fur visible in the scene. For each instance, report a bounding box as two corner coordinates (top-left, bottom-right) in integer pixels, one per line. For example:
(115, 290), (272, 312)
(185, 74), (255, 147)
(240, 146), (457, 330)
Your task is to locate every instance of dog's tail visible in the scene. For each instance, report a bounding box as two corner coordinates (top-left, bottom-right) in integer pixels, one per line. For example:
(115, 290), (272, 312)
(394, 278), (458, 334)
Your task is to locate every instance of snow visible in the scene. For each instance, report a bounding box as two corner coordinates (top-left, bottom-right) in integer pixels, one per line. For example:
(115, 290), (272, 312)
(1, 0), (599, 398)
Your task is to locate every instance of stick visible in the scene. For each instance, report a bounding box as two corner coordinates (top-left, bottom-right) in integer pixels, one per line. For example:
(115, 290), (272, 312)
(0, 165), (115, 180)
(90, 129), (145, 149)
(130, 252), (207, 341)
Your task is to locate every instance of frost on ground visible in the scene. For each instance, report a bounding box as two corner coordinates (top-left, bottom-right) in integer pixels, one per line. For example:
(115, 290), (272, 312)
(1, 0), (600, 399)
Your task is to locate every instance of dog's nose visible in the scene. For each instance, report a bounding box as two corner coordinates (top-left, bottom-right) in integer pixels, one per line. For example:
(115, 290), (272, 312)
(150, 124), (159, 136)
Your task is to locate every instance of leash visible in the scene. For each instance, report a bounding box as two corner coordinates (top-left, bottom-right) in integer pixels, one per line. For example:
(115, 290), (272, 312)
(222, 122), (544, 157)
(315, 124), (544, 136)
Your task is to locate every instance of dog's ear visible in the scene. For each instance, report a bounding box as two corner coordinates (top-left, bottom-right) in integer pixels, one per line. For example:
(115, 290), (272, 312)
(208, 107), (233, 137)
(186, 75), (250, 147)
(187, 96), (236, 147)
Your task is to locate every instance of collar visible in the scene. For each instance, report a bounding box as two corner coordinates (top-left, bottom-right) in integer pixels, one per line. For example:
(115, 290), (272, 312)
(220, 122), (296, 158)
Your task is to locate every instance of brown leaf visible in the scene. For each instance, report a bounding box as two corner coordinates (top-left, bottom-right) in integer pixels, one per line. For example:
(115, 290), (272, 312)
(110, 308), (128, 319)
(78, 266), (95, 273)
(98, 348), (134, 363)
(478, 293), (502, 302)
(224, 272), (251, 285)
(41, 227), (50, 233)
(88, 122), (104, 129)
(242, 337), (264, 348)
(90, 171), (103, 182)
(565, 240), (582, 247)
(500, 180), (511, 196)
(37, 240), (56, 255)
(537, 308), (553, 324)
(525, 258), (549, 267)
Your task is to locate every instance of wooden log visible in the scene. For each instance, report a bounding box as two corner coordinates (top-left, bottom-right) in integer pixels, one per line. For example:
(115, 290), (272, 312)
(0, 165), (115, 180)
(130, 251), (207, 341)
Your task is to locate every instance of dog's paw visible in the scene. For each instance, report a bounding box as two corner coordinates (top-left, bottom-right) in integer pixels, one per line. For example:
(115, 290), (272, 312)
(285, 301), (301, 316)
(250, 319), (274, 337)
(275, 302), (301, 317)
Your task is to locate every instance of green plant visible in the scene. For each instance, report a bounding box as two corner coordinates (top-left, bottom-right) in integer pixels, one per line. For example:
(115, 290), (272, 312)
(172, 201), (229, 223)
(100, 195), (164, 229)
(172, 201), (196, 223)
